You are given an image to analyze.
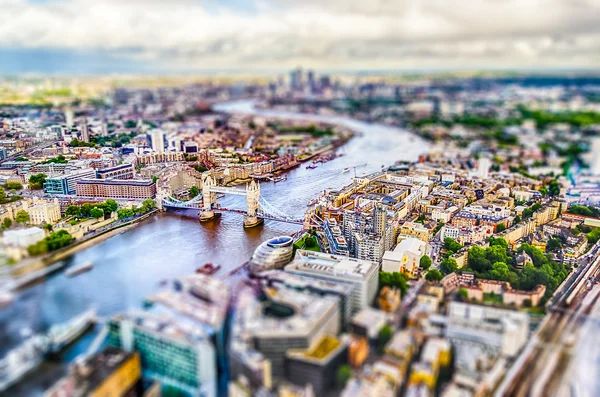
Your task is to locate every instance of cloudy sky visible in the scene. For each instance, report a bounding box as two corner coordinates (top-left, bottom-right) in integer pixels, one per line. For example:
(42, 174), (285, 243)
(1, 0), (599, 74)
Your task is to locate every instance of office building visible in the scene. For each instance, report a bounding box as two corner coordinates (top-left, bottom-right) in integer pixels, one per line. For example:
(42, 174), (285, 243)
(285, 335), (349, 396)
(80, 117), (90, 142)
(445, 301), (529, 359)
(46, 347), (142, 397)
(97, 163), (135, 180)
(248, 236), (295, 273)
(76, 178), (156, 199)
(230, 281), (340, 380)
(44, 168), (96, 195)
(107, 311), (217, 397)
(285, 250), (379, 314)
(150, 129), (165, 153)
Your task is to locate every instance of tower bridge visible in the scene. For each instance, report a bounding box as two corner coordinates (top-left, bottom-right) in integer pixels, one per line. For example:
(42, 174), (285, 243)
(162, 176), (304, 227)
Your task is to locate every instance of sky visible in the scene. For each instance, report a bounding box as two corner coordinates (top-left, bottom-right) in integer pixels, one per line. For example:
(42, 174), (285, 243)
(1, 0), (599, 74)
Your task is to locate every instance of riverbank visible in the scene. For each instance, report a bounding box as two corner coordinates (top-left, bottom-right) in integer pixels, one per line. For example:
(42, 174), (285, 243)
(8, 209), (160, 282)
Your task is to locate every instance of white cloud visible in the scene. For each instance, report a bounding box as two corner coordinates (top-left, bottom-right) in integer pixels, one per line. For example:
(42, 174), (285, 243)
(0, 0), (598, 70)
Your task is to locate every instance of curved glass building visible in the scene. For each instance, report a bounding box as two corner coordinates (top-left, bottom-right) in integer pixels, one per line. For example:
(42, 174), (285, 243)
(249, 236), (295, 273)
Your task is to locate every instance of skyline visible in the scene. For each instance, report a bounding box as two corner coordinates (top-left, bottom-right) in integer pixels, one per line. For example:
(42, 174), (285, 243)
(1, 0), (599, 74)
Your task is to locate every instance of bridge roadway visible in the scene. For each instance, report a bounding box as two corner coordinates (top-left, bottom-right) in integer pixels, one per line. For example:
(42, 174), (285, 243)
(162, 201), (304, 225)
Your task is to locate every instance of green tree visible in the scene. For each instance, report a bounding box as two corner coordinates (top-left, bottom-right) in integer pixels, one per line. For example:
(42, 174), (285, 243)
(425, 269), (443, 281)
(440, 258), (458, 275)
(4, 181), (23, 190)
(28, 173), (47, 190)
(190, 186), (200, 197)
(90, 207), (104, 219)
(487, 262), (511, 281)
(65, 205), (81, 218)
(548, 179), (561, 196)
(496, 223), (506, 233)
(15, 210), (30, 224)
(458, 288), (469, 301)
(379, 272), (408, 296)
(546, 238), (563, 252)
(513, 214), (521, 225)
(468, 246), (491, 272)
(117, 208), (135, 219)
(141, 199), (156, 212)
(420, 255), (432, 270)
(2, 218), (12, 229)
(336, 365), (352, 388)
(377, 325), (393, 353)
(43, 223), (53, 232)
(486, 245), (509, 265)
(27, 240), (48, 256)
(104, 199), (118, 213)
(443, 237), (463, 252)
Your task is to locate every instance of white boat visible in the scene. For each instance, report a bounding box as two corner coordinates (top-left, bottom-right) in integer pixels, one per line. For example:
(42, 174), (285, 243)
(0, 335), (46, 392)
(307, 198), (319, 206)
(65, 261), (93, 277)
(46, 308), (96, 354)
(342, 168), (350, 173)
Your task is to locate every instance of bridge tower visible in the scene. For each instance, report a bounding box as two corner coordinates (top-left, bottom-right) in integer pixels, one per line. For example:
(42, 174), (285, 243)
(244, 180), (263, 228)
(200, 175), (217, 222)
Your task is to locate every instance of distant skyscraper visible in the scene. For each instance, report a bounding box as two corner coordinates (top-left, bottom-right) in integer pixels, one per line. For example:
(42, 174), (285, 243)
(319, 75), (331, 89)
(150, 129), (165, 153)
(307, 70), (316, 92)
(80, 118), (90, 142)
(478, 158), (490, 179)
(289, 67), (303, 90)
(64, 108), (74, 128)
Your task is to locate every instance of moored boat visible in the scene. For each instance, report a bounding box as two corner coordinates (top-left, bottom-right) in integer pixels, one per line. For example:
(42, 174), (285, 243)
(196, 263), (221, 275)
(65, 261), (93, 277)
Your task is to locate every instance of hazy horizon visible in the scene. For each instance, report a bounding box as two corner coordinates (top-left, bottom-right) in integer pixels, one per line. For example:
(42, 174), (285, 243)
(1, 0), (599, 74)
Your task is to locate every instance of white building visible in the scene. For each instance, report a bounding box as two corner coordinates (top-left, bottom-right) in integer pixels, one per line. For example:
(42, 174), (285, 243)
(3, 227), (45, 248)
(23, 198), (61, 225)
(382, 238), (427, 277)
(285, 250), (379, 314)
(150, 129), (165, 154)
(478, 158), (490, 179)
(445, 301), (529, 359)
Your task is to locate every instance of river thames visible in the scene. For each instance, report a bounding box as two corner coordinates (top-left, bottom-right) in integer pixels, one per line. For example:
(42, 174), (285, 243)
(1, 100), (429, 394)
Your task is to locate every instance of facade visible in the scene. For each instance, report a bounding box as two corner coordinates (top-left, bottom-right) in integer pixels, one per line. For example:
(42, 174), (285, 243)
(23, 198), (61, 225)
(381, 237), (427, 277)
(97, 163), (135, 180)
(285, 250), (379, 315)
(107, 311), (217, 397)
(76, 178), (157, 199)
(44, 168), (97, 195)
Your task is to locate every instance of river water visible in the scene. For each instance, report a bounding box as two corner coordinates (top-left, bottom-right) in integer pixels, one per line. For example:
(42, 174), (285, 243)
(1, 100), (429, 394)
